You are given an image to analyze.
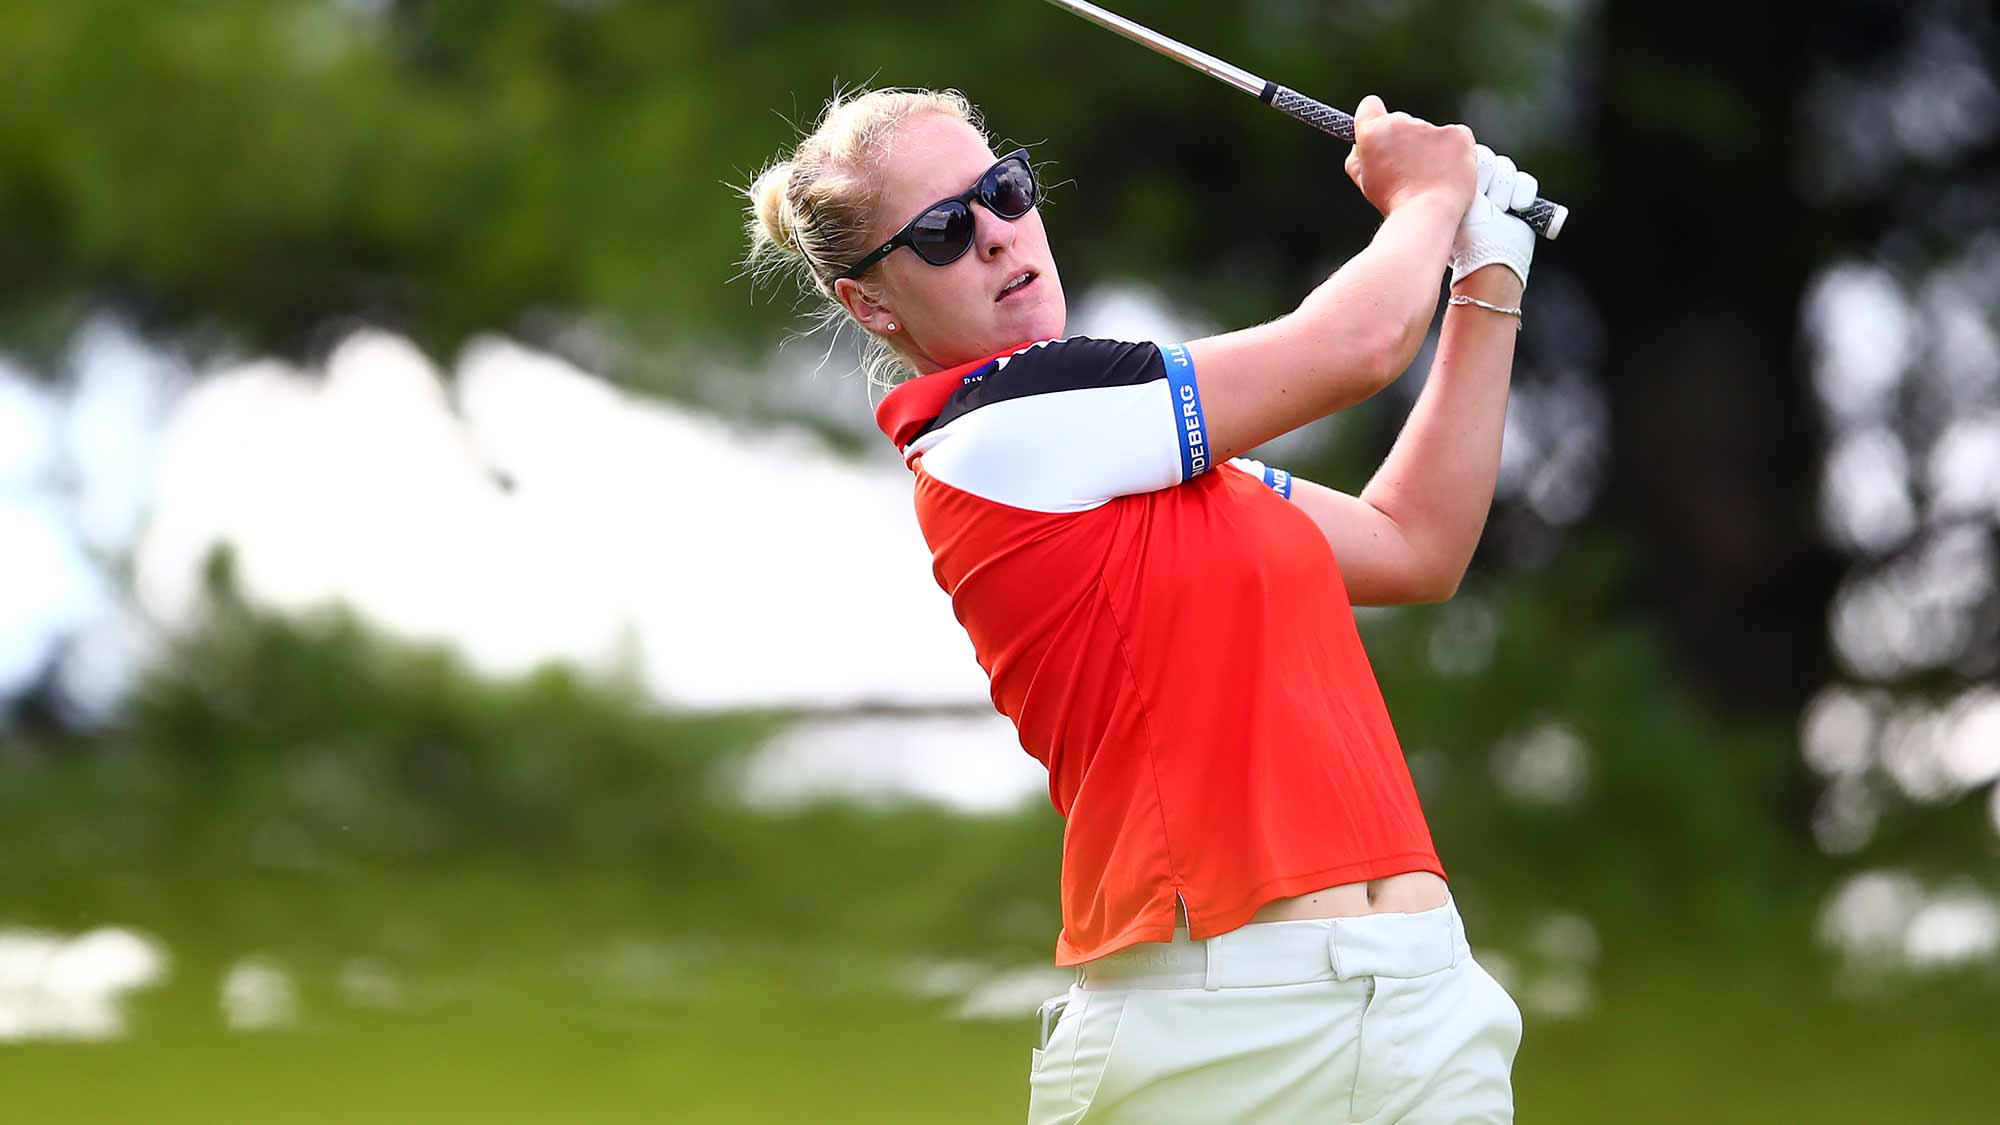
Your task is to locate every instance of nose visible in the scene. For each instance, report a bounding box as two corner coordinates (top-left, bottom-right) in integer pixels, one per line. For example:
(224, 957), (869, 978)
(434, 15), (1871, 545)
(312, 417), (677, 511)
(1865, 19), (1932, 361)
(974, 200), (1018, 261)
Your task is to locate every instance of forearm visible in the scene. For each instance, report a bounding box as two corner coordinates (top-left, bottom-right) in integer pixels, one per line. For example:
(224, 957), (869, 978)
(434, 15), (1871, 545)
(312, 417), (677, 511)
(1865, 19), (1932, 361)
(1356, 266), (1524, 596)
(1188, 193), (1468, 462)
(1285, 193), (1463, 396)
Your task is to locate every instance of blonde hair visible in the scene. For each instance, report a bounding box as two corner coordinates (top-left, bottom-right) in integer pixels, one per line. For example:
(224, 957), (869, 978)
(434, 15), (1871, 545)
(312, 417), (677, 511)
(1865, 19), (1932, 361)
(742, 87), (988, 394)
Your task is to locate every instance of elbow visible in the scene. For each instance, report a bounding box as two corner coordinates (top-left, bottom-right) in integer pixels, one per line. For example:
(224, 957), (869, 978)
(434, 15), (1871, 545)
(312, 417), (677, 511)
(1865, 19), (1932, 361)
(1361, 315), (1429, 393)
(1404, 557), (1467, 605)
(1356, 568), (1460, 608)
(1415, 568), (1464, 605)
(1354, 327), (1414, 397)
(1389, 306), (1435, 378)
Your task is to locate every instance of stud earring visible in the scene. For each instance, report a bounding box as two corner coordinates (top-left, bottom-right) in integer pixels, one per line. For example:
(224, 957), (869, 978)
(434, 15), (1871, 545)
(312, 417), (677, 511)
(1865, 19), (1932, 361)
(886, 322), (898, 332)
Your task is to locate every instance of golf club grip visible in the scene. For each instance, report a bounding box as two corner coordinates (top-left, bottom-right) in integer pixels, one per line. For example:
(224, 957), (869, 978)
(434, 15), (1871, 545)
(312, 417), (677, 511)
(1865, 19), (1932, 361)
(1266, 85), (1568, 241)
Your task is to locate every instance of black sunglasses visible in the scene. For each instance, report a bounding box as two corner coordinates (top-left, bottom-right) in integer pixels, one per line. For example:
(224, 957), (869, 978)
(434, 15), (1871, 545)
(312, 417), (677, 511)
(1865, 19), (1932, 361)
(838, 150), (1040, 280)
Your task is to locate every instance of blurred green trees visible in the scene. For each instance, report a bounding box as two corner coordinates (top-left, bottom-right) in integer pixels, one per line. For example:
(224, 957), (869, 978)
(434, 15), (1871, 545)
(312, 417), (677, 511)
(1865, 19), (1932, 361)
(0, 0), (1563, 362)
(2, 0), (734, 359)
(11, 1), (1992, 727)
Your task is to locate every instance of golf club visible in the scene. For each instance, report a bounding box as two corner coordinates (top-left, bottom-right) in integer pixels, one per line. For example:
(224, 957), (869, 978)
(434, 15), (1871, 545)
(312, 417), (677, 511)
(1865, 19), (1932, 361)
(1039, 0), (1568, 239)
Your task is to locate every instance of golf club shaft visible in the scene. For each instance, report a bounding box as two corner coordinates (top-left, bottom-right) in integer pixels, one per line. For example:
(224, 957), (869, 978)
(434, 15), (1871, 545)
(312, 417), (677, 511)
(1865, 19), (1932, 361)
(1038, 0), (1568, 240)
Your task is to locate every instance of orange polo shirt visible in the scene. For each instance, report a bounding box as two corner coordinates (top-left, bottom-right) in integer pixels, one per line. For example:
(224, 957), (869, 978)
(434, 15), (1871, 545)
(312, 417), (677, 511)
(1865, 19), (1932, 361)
(876, 337), (1443, 965)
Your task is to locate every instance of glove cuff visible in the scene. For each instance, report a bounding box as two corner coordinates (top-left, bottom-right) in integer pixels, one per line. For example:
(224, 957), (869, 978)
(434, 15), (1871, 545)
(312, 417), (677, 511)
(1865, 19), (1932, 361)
(1449, 240), (1531, 289)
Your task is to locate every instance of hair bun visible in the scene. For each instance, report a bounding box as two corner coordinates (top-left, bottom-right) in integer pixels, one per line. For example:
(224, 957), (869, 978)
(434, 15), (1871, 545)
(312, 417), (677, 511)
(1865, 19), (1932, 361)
(749, 161), (801, 256)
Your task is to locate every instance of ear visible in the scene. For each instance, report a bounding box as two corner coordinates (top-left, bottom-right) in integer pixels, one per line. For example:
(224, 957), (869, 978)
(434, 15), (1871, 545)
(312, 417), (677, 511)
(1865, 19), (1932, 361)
(833, 276), (899, 336)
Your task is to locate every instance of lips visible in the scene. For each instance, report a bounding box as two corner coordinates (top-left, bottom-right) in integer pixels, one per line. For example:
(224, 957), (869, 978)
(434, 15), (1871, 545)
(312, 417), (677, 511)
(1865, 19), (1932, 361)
(996, 270), (1038, 302)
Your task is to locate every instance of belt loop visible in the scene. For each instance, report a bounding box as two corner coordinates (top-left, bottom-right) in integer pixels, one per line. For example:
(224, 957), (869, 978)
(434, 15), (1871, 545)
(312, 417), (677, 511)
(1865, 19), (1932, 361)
(1326, 923), (1347, 981)
(1202, 932), (1221, 991)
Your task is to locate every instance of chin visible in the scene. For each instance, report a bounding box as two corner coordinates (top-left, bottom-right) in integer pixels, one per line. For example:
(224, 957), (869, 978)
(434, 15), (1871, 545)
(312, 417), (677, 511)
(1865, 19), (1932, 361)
(1016, 295), (1066, 343)
(984, 279), (1065, 349)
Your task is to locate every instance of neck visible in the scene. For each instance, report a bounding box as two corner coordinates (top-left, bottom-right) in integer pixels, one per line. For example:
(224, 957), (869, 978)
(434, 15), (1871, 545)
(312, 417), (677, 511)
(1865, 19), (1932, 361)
(903, 324), (1067, 376)
(901, 337), (946, 376)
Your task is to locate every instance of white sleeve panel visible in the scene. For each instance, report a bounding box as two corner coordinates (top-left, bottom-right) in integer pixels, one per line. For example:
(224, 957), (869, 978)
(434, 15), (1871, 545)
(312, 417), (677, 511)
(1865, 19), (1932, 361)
(907, 380), (1186, 513)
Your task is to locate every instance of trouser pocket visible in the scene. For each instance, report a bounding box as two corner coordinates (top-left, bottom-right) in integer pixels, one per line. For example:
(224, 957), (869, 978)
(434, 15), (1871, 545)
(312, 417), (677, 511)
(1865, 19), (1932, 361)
(1037, 993), (1071, 1052)
(1471, 958), (1524, 1063)
(1031, 991), (1071, 1073)
(1359, 960), (1521, 1125)
(1026, 989), (1132, 1124)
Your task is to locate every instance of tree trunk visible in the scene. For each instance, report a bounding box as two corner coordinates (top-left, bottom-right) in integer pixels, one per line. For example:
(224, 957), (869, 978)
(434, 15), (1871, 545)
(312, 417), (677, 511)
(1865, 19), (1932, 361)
(1577, 4), (1849, 716)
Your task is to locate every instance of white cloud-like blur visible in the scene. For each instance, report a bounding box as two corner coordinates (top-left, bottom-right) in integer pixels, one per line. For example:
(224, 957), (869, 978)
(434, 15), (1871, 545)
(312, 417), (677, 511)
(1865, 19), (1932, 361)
(130, 329), (992, 710)
(0, 496), (107, 699)
(0, 926), (167, 1041)
(0, 362), (60, 489)
(61, 320), (190, 554)
(0, 296), (1209, 807)
(740, 713), (1045, 814)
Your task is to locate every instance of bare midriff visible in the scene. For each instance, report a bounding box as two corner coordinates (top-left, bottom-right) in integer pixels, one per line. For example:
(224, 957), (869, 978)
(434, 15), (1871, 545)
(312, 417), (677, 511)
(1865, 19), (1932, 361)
(1175, 870), (1450, 929)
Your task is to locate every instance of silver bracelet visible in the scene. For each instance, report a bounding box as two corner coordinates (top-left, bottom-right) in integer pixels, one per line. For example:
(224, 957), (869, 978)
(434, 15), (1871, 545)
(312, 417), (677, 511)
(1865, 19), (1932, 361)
(1448, 293), (1524, 331)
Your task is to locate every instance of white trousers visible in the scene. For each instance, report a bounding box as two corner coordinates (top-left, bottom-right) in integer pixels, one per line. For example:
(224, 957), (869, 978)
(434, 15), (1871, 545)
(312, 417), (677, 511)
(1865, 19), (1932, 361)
(1026, 897), (1521, 1124)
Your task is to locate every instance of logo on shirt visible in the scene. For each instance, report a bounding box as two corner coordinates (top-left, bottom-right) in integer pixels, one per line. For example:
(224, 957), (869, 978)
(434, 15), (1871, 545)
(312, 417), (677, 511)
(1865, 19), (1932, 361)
(1180, 383), (1208, 476)
(1160, 343), (1208, 479)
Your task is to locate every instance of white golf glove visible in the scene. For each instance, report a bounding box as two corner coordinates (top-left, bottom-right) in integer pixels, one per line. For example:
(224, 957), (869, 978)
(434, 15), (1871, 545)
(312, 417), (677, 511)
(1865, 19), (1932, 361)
(1449, 144), (1538, 288)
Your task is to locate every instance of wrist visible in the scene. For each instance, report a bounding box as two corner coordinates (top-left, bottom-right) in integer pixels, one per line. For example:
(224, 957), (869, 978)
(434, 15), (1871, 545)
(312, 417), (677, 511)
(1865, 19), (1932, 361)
(1391, 189), (1470, 223)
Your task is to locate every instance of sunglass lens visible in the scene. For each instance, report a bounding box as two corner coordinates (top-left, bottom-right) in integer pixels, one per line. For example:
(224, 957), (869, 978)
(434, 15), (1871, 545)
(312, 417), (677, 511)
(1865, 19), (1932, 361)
(988, 160), (1037, 218)
(909, 201), (974, 265)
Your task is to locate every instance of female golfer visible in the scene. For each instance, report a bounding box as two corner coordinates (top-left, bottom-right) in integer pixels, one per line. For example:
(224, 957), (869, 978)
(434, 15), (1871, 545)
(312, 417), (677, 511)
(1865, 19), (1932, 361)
(745, 86), (1538, 1123)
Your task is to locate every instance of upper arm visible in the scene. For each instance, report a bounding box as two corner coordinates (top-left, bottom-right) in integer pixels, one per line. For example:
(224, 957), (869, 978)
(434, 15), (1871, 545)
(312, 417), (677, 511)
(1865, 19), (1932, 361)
(1181, 302), (1403, 465)
(1283, 473), (1457, 605)
(905, 337), (1210, 513)
(1222, 454), (1452, 605)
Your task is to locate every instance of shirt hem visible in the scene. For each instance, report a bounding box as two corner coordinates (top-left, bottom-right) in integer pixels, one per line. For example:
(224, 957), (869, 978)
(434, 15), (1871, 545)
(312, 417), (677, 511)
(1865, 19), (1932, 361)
(1053, 852), (1447, 966)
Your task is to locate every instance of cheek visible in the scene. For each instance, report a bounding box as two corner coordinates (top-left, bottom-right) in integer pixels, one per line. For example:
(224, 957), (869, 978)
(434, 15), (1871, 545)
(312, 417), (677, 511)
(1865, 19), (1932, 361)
(924, 275), (983, 326)
(1024, 213), (1055, 256)
(880, 262), (950, 324)
(889, 274), (978, 337)
(939, 267), (995, 319)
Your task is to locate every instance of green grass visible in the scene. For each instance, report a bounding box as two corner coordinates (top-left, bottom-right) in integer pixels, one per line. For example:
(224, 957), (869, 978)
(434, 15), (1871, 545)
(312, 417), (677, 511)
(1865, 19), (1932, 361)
(1, 866), (1992, 1124)
(3, 587), (1991, 1121)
